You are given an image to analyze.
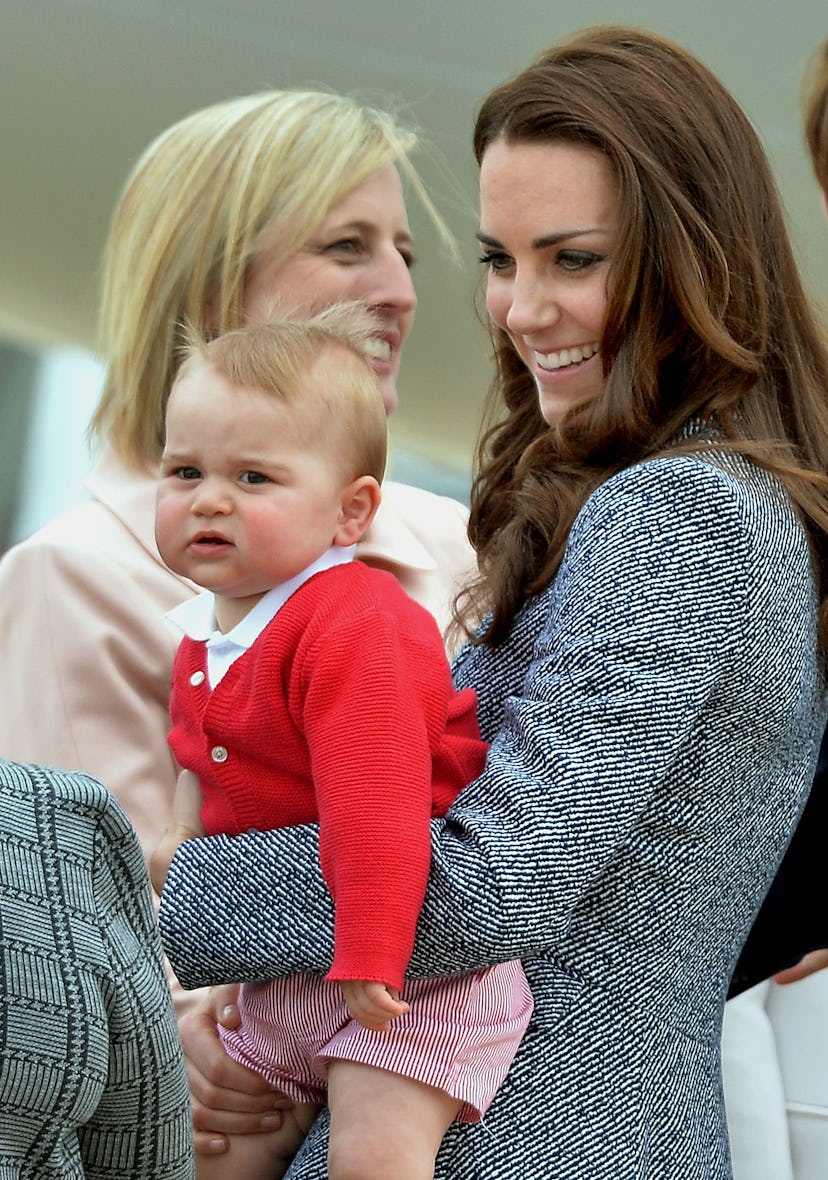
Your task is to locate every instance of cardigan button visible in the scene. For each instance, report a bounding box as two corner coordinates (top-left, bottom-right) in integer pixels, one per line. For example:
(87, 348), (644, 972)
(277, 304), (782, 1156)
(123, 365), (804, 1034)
(190, 671), (206, 686)
(211, 745), (228, 763)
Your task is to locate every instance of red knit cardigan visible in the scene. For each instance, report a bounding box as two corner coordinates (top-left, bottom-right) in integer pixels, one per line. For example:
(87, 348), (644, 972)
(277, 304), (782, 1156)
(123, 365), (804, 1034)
(168, 562), (487, 989)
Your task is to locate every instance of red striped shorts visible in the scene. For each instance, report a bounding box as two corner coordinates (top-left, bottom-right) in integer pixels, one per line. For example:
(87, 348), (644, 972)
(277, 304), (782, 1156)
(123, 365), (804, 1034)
(220, 961), (532, 1123)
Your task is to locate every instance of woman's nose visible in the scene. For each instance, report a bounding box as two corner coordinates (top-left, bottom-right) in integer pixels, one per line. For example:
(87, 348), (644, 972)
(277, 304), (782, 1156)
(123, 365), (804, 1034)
(506, 275), (560, 338)
(366, 248), (417, 313)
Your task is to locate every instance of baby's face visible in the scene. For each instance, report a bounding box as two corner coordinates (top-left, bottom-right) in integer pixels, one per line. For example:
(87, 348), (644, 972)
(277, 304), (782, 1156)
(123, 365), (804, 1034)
(156, 360), (351, 627)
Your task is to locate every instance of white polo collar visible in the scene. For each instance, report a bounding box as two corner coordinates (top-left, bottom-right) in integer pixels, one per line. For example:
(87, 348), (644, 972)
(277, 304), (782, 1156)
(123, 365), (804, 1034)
(166, 544), (356, 686)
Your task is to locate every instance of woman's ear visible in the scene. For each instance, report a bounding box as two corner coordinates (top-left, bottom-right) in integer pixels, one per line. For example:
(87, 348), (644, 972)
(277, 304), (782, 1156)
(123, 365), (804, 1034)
(333, 476), (382, 546)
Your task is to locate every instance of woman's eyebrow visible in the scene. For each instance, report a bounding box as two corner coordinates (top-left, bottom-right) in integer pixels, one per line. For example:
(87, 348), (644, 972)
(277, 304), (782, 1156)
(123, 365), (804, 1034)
(476, 228), (600, 249)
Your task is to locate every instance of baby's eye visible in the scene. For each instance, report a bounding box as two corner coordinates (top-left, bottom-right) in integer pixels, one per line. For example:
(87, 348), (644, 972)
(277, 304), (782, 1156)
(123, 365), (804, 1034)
(240, 471), (270, 485)
(174, 466), (201, 481)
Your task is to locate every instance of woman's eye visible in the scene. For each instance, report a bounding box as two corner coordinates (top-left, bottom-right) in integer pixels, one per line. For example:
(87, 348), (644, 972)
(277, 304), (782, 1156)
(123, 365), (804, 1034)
(478, 250), (513, 273)
(325, 237), (362, 256)
(240, 471), (269, 485)
(558, 250), (602, 272)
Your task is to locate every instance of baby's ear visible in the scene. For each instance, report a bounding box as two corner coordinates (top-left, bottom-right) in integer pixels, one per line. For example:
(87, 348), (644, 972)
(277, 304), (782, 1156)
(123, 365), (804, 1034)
(333, 476), (381, 546)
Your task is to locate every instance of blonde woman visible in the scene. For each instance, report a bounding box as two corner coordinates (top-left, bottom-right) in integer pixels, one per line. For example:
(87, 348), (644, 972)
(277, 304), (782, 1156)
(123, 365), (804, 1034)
(0, 88), (473, 1081)
(0, 89), (470, 859)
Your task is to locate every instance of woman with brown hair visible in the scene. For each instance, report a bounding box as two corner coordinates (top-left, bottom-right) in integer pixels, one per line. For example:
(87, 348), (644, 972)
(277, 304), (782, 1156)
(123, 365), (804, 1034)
(162, 27), (828, 1177)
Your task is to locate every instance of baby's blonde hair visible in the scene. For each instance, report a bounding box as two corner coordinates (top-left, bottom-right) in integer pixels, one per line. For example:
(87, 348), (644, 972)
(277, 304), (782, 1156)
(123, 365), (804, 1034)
(93, 90), (448, 468)
(178, 304), (388, 483)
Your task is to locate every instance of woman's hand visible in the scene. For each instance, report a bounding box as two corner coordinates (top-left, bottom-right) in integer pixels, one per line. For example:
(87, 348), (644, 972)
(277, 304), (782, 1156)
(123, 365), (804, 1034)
(151, 770), (206, 896)
(179, 985), (295, 1156)
(151, 823), (202, 896)
(773, 947), (828, 985)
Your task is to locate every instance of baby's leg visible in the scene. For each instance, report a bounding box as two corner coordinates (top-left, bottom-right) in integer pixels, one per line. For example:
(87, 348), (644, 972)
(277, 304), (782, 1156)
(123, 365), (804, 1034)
(326, 1060), (461, 1180)
(195, 1104), (319, 1180)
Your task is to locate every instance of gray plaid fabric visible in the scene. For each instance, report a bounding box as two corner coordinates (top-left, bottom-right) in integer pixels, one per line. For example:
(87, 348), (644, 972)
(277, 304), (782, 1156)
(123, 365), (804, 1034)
(0, 759), (193, 1178)
(161, 448), (825, 1178)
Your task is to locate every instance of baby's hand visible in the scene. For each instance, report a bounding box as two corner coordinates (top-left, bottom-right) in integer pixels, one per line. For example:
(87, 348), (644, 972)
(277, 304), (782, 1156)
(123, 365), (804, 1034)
(339, 980), (410, 1031)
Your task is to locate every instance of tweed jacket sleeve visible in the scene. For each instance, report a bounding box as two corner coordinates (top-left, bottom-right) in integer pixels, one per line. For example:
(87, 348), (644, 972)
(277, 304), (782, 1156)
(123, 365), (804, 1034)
(159, 453), (821, 991)
(0, 759), (193, 1178)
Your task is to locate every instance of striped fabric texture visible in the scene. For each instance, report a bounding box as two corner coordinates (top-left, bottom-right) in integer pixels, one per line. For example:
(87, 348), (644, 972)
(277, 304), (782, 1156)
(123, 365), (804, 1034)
(222, 962), (531, 1122)
(161, 445), (826, 1178)
(0, 759), (193, 1178)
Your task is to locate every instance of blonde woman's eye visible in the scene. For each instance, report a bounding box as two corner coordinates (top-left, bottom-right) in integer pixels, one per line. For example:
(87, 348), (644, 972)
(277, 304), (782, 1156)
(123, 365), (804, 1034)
(326, 238), (362, 255)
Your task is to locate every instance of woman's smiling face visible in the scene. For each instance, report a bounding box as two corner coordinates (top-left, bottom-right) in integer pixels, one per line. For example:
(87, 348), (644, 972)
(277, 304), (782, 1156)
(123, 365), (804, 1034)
(242, 163), (416, 417)
(478, 138), (620, 427)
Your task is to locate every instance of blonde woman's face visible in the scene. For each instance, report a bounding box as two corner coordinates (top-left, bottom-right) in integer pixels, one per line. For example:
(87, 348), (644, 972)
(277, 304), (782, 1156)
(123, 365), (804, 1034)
(243, 164), (417, 415)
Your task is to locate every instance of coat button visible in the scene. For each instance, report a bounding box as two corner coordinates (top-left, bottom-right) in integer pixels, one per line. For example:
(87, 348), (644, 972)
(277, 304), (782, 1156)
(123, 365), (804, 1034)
(190, 671), (206, 686)
(211, 745), (228, 763)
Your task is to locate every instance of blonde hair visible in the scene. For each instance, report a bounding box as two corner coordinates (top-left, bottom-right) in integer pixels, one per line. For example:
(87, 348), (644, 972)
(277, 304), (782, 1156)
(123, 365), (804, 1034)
(804, 38), (828, 194)
(93, 90), (447, 467)
(178, 305), (388, 483)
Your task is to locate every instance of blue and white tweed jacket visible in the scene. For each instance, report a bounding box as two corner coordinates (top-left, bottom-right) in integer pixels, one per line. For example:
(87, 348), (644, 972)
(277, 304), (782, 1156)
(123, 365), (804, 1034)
(161, 447), (825, 1179)
(0, 759), (193, 1178)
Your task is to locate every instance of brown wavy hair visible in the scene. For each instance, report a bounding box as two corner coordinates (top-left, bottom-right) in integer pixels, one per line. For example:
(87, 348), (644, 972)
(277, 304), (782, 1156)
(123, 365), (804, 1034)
(458, 25), (828, 645)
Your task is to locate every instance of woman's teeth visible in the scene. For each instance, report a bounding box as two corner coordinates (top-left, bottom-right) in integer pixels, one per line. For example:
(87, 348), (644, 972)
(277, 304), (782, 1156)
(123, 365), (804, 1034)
(535, 343), (599, 371)
(364, 337), (392, 362)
